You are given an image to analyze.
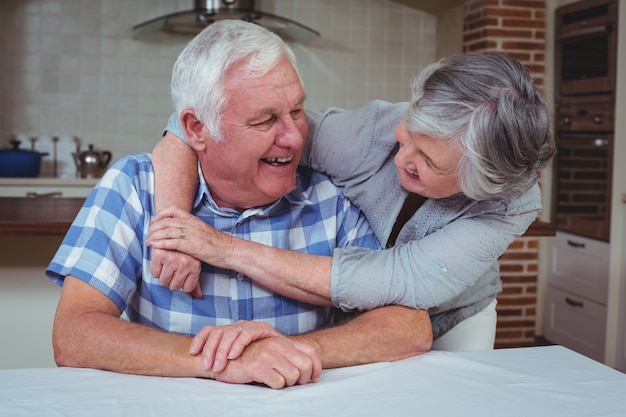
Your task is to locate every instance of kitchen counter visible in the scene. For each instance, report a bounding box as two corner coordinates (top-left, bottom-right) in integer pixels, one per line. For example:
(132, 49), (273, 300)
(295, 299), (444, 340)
(0, 197), (84, 235)
(0, 178), (96, 235)
(0, 177), (98, 198)
(0, 196), (556, 236)
(0, 178), (98, 186)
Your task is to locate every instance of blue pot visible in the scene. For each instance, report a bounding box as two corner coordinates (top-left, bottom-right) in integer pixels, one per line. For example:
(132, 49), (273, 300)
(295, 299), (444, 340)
(0, 140), (49, 177)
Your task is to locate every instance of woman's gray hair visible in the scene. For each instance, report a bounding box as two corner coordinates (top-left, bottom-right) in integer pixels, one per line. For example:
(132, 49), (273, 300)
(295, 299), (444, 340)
(404, 52), (556, 200)
(170, 20), (300, 142)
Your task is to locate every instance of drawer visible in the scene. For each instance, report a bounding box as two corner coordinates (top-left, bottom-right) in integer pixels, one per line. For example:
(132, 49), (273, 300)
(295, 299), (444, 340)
(547, 231), (609, 304)
(544, 285), (606, 362)
(0, 179), (97, 198)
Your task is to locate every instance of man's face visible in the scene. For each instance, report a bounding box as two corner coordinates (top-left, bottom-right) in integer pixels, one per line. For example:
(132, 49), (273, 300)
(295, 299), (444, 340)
(199, 57), (308, 211)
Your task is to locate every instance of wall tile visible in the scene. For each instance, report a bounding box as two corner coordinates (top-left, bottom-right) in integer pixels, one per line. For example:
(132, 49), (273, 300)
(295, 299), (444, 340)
(0, 0), (435, 177)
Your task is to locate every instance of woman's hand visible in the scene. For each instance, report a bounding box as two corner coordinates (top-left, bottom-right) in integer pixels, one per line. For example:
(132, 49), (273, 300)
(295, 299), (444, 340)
(147, 206), (236, 270)
(190, 321), (282, 373)
(149, 207), (333, 307)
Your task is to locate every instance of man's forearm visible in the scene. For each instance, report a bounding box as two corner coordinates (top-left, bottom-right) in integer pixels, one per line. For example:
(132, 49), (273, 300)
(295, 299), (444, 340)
(54, 315), (207, 376)
(53, 277), (209, 377)
(295, 306), (432, 369)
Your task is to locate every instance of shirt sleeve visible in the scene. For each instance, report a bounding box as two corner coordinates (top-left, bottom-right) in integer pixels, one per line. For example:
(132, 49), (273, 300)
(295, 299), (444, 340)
(164, 112), (191, 145)
(304, 101), (409, 241)
(303, 100), (406, 186)
(45, 155), (153, 311)
(334, 193), (382, 252)
(330, 190), (541, 311)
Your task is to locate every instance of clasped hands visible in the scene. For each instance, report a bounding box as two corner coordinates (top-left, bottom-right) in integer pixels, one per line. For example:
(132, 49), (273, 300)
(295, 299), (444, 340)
(191, 320), (322, 389)
(147, 207), (321, 389)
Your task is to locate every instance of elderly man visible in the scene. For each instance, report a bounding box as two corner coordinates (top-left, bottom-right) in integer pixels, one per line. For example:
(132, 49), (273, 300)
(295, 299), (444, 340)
(46, 20), (431, 389)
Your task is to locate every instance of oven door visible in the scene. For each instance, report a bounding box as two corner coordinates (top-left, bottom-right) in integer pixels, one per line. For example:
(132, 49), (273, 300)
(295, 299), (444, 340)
(556, 23), (617, 96)
(555, 0), (618, 96)
(553, 133), (613, 241)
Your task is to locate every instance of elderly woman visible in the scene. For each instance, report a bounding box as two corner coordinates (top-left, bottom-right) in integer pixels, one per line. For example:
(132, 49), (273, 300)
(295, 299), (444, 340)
(148, 52), (556, 355)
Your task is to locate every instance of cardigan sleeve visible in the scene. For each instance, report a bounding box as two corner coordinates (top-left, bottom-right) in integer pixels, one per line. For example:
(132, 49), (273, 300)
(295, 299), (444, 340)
(329, 186), (542, 310)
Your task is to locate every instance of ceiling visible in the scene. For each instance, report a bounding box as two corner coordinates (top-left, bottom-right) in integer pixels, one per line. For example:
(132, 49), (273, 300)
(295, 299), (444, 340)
(391, 0), (464, 15)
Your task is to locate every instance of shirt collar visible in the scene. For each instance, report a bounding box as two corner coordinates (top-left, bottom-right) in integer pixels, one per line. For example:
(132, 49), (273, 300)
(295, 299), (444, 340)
(192, 163), (312, 218)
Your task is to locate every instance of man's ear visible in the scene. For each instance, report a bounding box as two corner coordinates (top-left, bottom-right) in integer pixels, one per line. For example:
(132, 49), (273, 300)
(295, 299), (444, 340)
(180, 109), (208, 151)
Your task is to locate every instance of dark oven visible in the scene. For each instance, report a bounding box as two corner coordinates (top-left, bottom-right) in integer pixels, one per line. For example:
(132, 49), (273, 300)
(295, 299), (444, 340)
(555, 0), (617, 96)
(553, 94), (614, 241)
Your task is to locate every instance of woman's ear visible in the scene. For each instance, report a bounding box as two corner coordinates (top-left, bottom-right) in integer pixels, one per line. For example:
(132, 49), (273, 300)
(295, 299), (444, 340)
(180, 109), (207, 151)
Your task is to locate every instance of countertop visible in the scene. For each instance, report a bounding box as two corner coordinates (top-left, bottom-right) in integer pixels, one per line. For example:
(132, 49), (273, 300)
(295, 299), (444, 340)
(0, 178), (98, 186)
(0, 196), (556, 237)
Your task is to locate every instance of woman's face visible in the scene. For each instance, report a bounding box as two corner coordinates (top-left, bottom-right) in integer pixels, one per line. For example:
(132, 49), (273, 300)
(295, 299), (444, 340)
(394, 122), (463, 199)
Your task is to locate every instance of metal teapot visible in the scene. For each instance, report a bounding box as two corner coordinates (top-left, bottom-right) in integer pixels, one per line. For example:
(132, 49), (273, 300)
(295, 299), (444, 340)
(72, 144), (112, 179)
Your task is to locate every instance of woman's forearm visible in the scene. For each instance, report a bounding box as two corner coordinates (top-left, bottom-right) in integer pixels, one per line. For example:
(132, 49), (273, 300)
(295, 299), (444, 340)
(148, 207), (334, 304)
(227, 237), (333, 305)
(152, 132), (198, 212)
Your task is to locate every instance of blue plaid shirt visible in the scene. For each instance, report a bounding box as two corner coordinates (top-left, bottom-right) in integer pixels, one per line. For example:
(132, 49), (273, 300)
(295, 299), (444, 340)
(46, 154), (380, 336)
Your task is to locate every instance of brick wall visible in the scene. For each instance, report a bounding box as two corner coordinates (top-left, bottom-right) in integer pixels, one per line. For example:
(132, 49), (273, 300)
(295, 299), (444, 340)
(463, 0), (546, 84)
(462, 0), (547, 348)
(497, 237), (541, 347)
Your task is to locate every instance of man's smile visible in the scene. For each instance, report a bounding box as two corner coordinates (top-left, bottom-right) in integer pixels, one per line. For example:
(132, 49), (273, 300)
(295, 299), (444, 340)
(262, 155), (294, 166)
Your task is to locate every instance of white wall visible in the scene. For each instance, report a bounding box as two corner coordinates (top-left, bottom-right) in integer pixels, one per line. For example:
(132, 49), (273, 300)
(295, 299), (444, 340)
(0, 0), (436, 174)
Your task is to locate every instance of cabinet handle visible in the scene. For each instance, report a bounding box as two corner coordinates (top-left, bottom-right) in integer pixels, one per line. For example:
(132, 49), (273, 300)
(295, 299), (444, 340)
(566, 239), (586, 249)
(565, 297), (584, 308)
(25, 191), (63, 198)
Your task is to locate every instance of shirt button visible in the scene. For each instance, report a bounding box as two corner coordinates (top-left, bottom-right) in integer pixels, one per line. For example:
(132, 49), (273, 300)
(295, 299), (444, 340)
(236, 273), (245, 281)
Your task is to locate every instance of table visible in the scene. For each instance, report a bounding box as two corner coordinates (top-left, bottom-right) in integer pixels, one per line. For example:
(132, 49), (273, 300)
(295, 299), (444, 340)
(1, 346), (624, 416)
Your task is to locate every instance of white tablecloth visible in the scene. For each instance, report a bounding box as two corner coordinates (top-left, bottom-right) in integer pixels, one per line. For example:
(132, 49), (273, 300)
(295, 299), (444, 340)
(1, 346), (625, 416)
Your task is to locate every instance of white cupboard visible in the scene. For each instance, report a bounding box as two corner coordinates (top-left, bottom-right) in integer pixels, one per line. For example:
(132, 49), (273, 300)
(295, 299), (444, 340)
(0, 179), (94, 369)
(545, 231), (609, 362)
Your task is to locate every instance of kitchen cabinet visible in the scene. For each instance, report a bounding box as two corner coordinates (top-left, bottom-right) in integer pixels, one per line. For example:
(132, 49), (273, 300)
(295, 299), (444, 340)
(545, 232), (609, 362)
(0, 180), (93, 369)
(546, 0), (617, 364)
(0, 250), (63, 369)
(546, 232), (609, 305)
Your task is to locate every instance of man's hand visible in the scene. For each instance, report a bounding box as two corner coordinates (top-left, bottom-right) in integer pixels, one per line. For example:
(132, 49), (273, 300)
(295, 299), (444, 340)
(150, 247), (202, 297)
(212, 333), (322, 389)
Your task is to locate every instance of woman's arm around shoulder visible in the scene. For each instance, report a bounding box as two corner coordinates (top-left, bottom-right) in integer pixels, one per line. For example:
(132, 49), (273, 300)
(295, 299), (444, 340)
(152, 132), (198, 212)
